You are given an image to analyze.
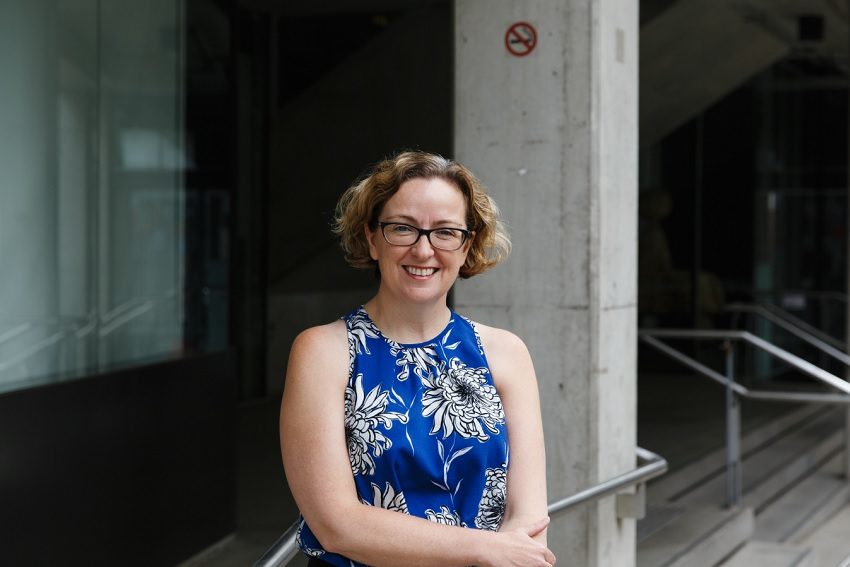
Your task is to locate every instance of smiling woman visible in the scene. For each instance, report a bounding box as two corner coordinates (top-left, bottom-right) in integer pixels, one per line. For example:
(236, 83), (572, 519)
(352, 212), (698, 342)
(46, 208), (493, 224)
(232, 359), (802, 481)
(279, 151), (555, 567)
(333, 151), (511, 279)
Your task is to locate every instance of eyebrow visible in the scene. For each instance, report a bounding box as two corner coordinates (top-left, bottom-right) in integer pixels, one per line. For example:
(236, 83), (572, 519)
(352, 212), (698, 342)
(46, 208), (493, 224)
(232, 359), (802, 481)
(383, 214), (466, 227)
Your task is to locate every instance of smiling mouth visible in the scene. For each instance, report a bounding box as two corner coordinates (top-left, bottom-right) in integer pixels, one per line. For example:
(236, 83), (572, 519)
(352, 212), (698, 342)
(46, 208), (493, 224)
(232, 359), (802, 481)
(404, 266), (438, 277)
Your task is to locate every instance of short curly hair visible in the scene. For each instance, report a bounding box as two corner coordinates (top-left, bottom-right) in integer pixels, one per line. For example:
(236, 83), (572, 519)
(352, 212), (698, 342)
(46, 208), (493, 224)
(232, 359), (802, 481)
(333, 151), (511, 278)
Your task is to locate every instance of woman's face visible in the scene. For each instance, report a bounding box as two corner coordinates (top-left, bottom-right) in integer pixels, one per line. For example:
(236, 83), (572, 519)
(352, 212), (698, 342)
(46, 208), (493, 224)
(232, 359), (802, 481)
(366, 176), (471, 306)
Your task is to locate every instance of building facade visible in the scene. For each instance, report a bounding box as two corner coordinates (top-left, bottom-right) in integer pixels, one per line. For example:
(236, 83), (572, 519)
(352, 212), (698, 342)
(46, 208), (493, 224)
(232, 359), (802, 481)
(2, 0), (848, 565)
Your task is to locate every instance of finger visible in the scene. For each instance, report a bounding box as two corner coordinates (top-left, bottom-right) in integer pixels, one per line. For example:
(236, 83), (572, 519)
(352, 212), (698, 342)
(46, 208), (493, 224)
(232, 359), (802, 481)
(524, 516), (551, 537)
(545, 549), (557, 565)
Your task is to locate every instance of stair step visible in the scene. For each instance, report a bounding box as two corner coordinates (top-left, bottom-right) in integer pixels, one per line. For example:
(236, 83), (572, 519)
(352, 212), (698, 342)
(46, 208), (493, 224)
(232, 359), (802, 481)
(649, 405), (824, 504)
(637, 505), (754, 567)
(799, 505), (850, 567)
(754, 453), (849, 543)
(638, 504), (686, 543)
(674, 409), (844, 509)
(719, 541), (815, 567)
(639, 403), (849, 567)
(743, 430), (843, 513)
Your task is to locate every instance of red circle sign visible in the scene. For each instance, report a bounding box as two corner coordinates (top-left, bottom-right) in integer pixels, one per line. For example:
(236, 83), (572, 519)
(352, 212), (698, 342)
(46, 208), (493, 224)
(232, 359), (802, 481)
(505, 22), (537, 57)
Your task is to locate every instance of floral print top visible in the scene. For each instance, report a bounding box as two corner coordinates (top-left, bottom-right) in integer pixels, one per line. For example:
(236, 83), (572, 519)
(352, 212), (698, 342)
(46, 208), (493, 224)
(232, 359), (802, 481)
(296, 306), (510, 566)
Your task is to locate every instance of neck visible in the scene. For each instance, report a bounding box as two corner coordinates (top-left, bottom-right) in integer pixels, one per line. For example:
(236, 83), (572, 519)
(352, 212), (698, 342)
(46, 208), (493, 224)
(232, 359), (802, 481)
(364, 292), (451, 344)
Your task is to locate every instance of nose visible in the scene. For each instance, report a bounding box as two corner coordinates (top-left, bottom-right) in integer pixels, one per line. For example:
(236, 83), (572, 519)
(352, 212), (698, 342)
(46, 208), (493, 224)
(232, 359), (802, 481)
(410, 232), (436, 257)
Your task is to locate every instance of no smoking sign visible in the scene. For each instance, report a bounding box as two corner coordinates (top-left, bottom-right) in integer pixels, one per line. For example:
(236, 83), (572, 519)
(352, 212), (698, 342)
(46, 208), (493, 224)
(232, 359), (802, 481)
(505, 21), (537, 57)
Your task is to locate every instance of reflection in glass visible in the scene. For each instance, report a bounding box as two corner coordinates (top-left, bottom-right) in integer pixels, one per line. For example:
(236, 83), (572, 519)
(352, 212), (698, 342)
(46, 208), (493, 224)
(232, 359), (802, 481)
(0, 0), (200, 392)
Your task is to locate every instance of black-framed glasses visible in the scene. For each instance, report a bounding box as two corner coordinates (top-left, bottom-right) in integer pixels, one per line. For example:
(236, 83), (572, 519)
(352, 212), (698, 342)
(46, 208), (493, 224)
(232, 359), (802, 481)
(378, 222), (471, 251)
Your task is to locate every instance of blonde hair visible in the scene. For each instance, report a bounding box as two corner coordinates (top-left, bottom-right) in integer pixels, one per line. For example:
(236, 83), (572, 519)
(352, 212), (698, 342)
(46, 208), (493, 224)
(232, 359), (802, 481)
(333, 151), (511, 278)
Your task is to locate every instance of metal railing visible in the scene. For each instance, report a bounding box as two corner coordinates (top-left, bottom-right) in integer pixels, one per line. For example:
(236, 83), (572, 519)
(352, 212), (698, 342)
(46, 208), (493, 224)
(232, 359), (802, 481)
(747, 291), (848, 352)
(546, 446), (667, 516)
(726, 302), (849, 361)
(0, 291), (182, 382)
(254, 447), (667, 567)
(640, 327), (850, 507)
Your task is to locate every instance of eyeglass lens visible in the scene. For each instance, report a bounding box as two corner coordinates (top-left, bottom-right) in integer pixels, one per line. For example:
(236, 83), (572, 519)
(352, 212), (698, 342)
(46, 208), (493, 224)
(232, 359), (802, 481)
(381, 223), (466, 250)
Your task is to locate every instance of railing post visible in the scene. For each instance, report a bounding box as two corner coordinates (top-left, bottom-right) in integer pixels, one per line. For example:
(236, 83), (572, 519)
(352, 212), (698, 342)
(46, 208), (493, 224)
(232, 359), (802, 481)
(844, 407), (850, 481)
(845, 357), (850, 482)
(724, 339), (743, 507)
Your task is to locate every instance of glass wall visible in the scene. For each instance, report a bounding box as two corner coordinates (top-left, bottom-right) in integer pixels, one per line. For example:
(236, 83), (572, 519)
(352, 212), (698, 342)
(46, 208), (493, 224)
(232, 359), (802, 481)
(0, 0), (219, 393)
(638, 7), (850, 385)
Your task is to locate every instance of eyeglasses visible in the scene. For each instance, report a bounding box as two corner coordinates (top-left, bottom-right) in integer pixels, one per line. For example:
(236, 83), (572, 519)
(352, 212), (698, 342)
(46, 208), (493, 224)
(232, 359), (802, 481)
(378, 222), (471, 251)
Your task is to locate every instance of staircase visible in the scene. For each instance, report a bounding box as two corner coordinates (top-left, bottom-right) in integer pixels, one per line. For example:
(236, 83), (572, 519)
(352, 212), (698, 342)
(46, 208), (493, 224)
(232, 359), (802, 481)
(637, 404), (850, 566)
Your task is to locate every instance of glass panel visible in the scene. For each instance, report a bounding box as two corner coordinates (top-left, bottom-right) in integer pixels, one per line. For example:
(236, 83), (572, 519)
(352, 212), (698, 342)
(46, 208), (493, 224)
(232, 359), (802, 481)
(746, 189), (848, 382)
(0, 0), (205, 393)
(96, 0), (185, 369)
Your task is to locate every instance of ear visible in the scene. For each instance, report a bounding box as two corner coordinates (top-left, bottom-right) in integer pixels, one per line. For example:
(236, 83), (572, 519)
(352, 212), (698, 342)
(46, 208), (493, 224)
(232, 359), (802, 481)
(365, 224), (379, 261)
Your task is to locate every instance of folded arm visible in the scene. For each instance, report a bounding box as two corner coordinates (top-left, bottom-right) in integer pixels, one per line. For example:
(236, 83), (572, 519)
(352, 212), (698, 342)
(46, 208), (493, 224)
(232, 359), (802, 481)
(279, 322), (555, 567)
(477, 324), (550, 545)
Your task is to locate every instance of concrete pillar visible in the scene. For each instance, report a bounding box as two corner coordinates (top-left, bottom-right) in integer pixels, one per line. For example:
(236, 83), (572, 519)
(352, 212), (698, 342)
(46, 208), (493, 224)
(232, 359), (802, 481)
(454, 1), (638, 565)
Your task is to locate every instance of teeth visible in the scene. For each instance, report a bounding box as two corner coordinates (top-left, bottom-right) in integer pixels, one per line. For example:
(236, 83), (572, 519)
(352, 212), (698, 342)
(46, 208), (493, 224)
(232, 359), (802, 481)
(406, 266), (436, 277)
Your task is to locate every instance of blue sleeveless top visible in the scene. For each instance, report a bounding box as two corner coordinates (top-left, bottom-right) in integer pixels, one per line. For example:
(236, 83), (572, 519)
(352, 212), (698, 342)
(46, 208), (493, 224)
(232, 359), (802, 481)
(296, 306), (510, 565)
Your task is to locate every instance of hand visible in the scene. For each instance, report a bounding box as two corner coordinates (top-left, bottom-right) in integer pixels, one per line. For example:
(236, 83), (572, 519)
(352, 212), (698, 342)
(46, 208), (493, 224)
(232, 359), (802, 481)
(484, 517), (556, 567)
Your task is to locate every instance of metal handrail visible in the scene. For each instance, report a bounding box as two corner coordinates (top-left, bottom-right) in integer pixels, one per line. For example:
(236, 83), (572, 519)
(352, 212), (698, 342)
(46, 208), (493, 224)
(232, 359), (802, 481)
(760, 302), (846, 351)
(254, 447), (667, 567)
(640, 328), (850, 507)
(752, 289), (848, 305)
(0, 323), (31, 347)
(0, 292), (183, 376)
(726, 302), (848, 360)
(0, 317), (90, 348)
(640, 329), (850, 396)
(547, 446), (667, 515)
(0, 330), (68, 372)
(254, 521), (299, 567)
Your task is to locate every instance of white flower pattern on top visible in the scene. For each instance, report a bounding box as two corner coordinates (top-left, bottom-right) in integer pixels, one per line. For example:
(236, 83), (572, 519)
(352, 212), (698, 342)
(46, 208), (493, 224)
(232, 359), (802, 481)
(361, 481), (409, 514)
(425, 505), (467, 527)
(347, 309), (381, 378)
(421, 357), (505, 441)
(348, 309), (381, 355)
(297, 307), (511, 566)
(345, 374), (408, 476)
(460, 315), (485, 356)
(296, 519), (325, 558)
(389, 342), (440, 381)
(474, 465), (507, 531)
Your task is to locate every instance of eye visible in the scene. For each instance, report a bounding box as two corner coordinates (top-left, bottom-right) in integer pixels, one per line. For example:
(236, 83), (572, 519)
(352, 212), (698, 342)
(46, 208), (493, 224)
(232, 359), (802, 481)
(433, 228), (462, 241)
(390, 224), (414, 234)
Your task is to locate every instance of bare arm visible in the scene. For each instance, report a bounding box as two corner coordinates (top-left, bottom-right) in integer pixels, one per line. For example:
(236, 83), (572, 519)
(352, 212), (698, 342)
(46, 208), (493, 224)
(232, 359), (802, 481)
(477, 324), (550, 545)
(279, 322), (556, 567)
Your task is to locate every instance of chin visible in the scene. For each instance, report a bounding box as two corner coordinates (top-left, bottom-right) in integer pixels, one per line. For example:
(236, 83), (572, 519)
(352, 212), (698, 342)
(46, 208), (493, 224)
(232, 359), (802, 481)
(400, 285), (448, 304)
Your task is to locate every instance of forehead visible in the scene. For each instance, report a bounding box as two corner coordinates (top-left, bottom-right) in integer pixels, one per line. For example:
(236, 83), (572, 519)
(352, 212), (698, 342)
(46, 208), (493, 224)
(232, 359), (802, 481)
(381, 177), (467, 221)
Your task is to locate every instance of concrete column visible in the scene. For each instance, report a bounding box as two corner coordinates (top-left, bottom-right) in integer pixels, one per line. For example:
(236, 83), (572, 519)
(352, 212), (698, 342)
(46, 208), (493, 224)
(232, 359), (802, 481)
(454, 1), (638, 566)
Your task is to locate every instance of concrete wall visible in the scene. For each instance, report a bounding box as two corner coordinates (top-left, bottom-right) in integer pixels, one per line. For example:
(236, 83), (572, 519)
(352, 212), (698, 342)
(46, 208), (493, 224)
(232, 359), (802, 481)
(454, 1), (638, 565)
(639, 0), (787, 147)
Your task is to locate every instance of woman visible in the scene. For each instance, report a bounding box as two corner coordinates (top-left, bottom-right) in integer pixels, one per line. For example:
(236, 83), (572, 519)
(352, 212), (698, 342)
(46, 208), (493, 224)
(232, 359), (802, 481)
(280, 151), (555, 567)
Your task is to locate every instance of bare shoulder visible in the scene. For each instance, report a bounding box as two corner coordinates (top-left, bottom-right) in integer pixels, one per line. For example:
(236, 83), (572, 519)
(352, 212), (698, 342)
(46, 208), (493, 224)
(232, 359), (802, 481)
(470, 321), (535, 390)
(285, 319), (349, 391)
(291, 319), (348, 357)
(472, 321), (531, 360)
